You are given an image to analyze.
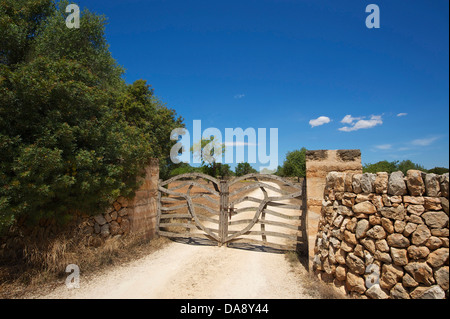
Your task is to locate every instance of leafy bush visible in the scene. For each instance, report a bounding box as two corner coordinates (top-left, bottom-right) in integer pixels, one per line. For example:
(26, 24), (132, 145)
(363, 160), (428, 175)
(363, 160), (399, 174)
(168, 163), (202, 177)
(235, 162), (257, 177)
(0, 1), (183, 231)
(427, 167), (449, 175)
(281, 148), (306, 181)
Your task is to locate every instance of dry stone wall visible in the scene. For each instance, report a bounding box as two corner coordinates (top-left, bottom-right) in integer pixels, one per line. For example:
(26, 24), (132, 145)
(313, 170), (449, 299)
(0, 159), (159, 260)
(81, 196), (132, 247)
(0, 197), (132, 260)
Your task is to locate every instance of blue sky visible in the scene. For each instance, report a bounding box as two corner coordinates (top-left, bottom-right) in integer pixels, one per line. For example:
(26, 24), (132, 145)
(76, 0), (449, 170)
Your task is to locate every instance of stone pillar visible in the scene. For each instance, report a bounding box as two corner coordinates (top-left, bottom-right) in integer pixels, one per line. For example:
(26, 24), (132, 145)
(128, 158), (159, 240)
(305, 150), (362, 269)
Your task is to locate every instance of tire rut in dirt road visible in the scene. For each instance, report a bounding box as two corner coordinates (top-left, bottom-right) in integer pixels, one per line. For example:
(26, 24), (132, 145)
(35, 241), (311, 299)
(155, 244), (310, 299)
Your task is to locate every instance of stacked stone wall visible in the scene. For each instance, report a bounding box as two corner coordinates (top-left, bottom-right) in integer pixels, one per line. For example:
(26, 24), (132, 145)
(0, 159), (159, 259)
(313, 170), (449, 299)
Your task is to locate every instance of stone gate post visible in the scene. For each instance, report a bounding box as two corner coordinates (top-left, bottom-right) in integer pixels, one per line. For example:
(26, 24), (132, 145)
(128, 158), (160, 240)
(305, 150), (362, 269)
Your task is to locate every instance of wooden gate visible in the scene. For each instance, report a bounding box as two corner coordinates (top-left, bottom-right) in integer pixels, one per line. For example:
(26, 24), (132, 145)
(156, 173), (307, 252)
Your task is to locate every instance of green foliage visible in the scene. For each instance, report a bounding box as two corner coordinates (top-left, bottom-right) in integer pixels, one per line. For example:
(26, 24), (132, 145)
(0, 56), (150, 227)
(186, 136), (227, 181)
(116, 79), (184, 181)
(218, 164), (233, 179)
(202, 162), (233, 179)
(190, 136), (225, 166)
(274, 165), (284, 177)
(427, 167), (449, 175)
(167, 162), (232, 180)
(0, 0), (54, 66)
(33, 0), (124, 89)
(280, 147), (306, 181)
(397, 160), (426, 175)
(363, 160), (399, 174)
(235, 162), (257, 177)
(168, 163), (203, 177)
(0, 1), (183, 231)
(363, 160), (429, 175)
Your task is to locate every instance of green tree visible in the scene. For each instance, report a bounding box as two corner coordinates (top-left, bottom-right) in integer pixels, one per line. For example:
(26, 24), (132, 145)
(274, 165), (284, 177)
(0, 57), (149, 227)
(33, 0), (124, 89)
(427, 167), (449, 175)
(0, 1), (183, 230)
(190, 136), (226, 190)
(282, 147), (306, 181)
(397, 160), (427, 175)
(202, 163), (233, 179)
(363, 160), (398, 174)
(190, 136), (225, 165)
(168, 163), (198, 177)
(235, 162), (257, 177)
(362, 159), (428, 175)
(116, 79), (184, 180)
(218, 164), (233, 179)
(0, 0), (54, 66)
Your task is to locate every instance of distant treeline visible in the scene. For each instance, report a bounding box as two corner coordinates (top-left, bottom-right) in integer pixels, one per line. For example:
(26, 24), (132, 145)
(362, 160), (449, 175)
(168, 162), (258, 179)
(168, 150), (449, 182)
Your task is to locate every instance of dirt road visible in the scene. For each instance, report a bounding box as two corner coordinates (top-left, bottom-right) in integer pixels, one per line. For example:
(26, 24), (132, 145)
(34, 182), (312, 299)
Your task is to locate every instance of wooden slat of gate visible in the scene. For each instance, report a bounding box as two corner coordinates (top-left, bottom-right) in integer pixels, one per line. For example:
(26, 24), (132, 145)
(227, 229), (299, 241)
(157, 230), (216, 242)
(156, 173), (307, 252)
(226, 238), (299, 251)
(225, 176), (306, 252)
(157, 174), (221, 243)
(228, 218), (301, 230)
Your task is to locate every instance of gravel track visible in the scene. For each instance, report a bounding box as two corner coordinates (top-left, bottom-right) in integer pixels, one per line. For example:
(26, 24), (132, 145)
(35, 182), (311, 299)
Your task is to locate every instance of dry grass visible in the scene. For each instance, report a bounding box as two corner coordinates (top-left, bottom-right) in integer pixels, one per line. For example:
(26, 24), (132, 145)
(284, 251), (348, 299)
(0, 234), (171, 299)
(1, 177), (308, 299)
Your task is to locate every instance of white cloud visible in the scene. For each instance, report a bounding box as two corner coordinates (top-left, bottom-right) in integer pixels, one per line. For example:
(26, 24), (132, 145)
(234, 94), (245, 99)
(397, 113), (408, 117)
(411, 136), (440, 146)
(375, 144), (392, 150)
(341, 115), (363, 124)
(339, 115), (383, 132)
(309, 116), (331, 128)
(224, 141), (258, 147)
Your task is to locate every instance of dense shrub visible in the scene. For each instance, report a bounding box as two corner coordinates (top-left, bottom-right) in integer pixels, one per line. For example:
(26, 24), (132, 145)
(0, 1), (183, 231)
